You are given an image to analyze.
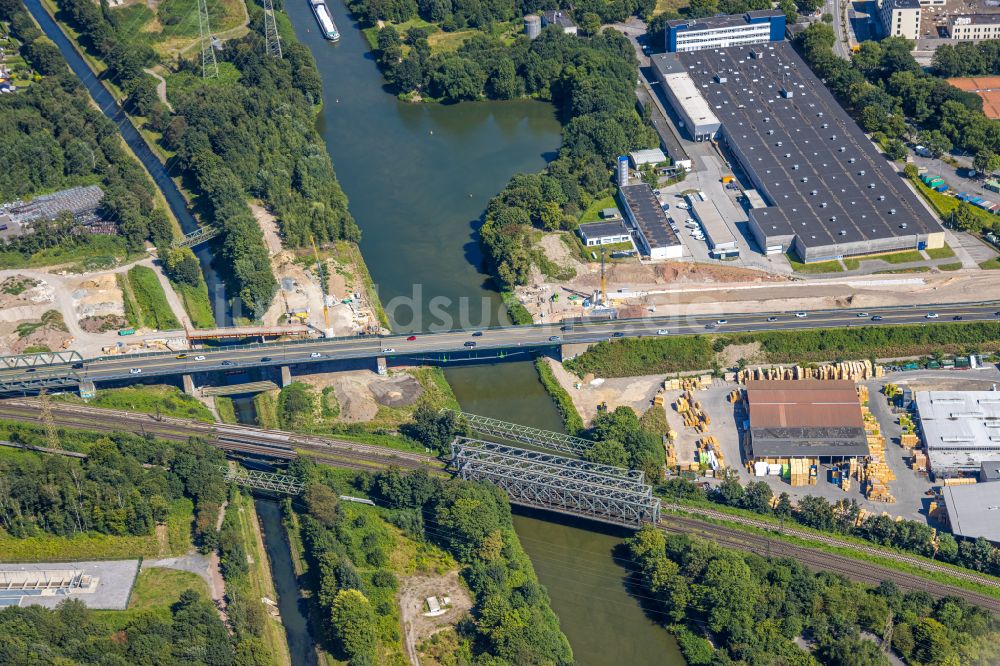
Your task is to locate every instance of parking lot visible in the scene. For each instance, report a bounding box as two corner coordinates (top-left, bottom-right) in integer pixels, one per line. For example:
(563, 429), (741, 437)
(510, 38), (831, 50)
(0, 559), (140, 610)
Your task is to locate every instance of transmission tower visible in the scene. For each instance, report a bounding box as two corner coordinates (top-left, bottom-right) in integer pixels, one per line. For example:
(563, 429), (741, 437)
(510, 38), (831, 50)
(198, 0), (219, 79)
(263, 0), (282, 59)
(38, 389), (61, 450)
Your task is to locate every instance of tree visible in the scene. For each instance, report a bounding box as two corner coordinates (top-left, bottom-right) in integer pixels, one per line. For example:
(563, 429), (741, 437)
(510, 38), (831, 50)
(820, 635), (890, 666)
(950, 201), (979, 231)
(163, 247), (202, 286)
(278, 382), (315, 430)
(974, 149), (1000, 176)
(911, 617), (953, 664)
(579, 12), (601, 36)
(741, 481), (773, 514)
(583, 439), (630, 468)
(883, 139), (907, 162)
(918, 129), (952, 158)
(903, 162), (919, 180)
(329, 589), (377, 663)
(402, 405), (468, 453)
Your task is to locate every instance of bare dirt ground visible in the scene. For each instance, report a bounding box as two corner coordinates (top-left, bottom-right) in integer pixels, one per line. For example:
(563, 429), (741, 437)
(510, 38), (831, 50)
(519, 235), (1000, 322)
(398, 570), (473, 666)
(544, 358), (663, 425)
(293, 368), (424, 422)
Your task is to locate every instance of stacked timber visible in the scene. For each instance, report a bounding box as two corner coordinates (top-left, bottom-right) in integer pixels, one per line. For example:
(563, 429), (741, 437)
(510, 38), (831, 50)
(942, 477), (978, 487)
(911, 450), (927, 471)
(736, 360), (883, 384)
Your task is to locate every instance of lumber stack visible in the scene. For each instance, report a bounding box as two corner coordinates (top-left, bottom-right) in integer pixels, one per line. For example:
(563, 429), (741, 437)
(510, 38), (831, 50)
(736, 359), (883, 383)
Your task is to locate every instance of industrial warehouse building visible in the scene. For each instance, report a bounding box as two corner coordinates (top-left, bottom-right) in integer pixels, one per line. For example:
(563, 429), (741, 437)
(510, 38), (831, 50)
(653, 41), (944, 262)
(915, 391), (1000, 477)
(664, 10), (785, 53)
(618, 183), (683, 260)
(744, 380), (870, 462)
(942, 482), (1000, 544)
(689, 198), (739, 258)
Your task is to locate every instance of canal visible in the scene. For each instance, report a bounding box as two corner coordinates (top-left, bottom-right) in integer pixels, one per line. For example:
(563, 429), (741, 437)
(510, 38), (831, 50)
(286, 4), (685, 662)
(22, 0), (231, 325)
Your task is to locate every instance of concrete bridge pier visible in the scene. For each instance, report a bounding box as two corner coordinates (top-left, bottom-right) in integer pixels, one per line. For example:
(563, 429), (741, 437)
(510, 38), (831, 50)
(376, 356), (387, 376)
(182, 374), (196, 396)
(279, 365), (292, 387)
(560, 342), (593, 362)
(78, 380), (96, 400)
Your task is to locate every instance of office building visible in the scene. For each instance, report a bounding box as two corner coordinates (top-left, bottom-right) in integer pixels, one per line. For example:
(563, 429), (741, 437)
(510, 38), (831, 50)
(877, 0), (921, 40)
(664, 10), (785, 53)
(577, 221), (631, 247)
(947, 14), (1000, 40)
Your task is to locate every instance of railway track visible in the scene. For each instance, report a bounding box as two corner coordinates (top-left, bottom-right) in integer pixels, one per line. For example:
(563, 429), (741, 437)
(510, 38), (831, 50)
(0, 400), (439, 472)
(664, 503), (1000, 591)
(660, 514), (1000, 614)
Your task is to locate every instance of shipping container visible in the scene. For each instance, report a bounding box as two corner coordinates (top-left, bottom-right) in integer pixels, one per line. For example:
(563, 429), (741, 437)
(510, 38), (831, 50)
(118, 328), (136, 336)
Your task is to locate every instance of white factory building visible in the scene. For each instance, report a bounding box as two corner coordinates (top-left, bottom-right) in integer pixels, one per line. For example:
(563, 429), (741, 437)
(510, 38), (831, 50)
(650, 54), (721, 141)
(915, 391), (1000, 477)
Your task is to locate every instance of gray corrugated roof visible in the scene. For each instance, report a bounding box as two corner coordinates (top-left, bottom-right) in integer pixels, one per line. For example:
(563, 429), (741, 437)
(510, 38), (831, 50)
(619, 183), (680, 250)
(749, 427), (870, 458)
(676, 43), (940, 252)
(943, 483), (1000, 543)
(578, 221), (627, 238)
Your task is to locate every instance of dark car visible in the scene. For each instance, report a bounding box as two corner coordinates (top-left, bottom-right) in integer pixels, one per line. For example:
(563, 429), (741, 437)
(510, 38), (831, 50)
(548, 336), (561, 342)
(464, 341), (477, 348)
(221, 360), (236, 366)
(471, 331), (484, 337)
(871, 315), (883, 321)
(24, 368), (36, 373)
(260, 357), (272, 362)
(953, 315), (963, 321)
(612, 332), (625, 338)
(71, 362), (83, 369)
(560, 325), (573, 331)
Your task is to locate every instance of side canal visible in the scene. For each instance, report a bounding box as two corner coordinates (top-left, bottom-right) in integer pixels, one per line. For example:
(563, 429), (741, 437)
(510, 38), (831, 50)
(287, 4), (685, 661)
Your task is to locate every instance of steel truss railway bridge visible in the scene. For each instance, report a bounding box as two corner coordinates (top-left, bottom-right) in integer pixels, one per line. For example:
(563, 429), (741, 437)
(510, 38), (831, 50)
(220, 465), (303, 494)
(445, 409), (594, 455)
(450, 438), (661, 527)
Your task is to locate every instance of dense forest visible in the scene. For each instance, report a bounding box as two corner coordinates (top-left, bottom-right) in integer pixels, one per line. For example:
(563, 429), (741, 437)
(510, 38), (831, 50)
(0, 432), (226, 548)
(294, 463), (573, 665)
(931, 40), (1000, 78)
(52, 0), (358, 316)
(0, 0), (172, 255)
(797, 26), (1000, 172)
(0, 593), (235, 666)
(662, 475), (1000, 577)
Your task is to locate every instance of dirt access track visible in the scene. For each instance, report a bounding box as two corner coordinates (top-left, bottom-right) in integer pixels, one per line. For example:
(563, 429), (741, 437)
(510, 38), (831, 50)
(398, 570), (472, 666)
(518, 241), (1000, 322)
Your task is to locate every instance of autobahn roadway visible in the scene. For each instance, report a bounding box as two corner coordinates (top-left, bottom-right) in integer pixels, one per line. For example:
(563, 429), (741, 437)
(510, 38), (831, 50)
(3, 300), (1000, 391)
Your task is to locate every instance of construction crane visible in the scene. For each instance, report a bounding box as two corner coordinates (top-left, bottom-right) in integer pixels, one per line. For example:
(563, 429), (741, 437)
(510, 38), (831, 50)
(309, 233), (333, 337)
(38, 389), (60, 450)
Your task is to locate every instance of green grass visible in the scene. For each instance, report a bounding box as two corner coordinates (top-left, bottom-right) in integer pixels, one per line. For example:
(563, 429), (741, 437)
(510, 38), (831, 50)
(532, 247), (576, 281)
(215, 395), (237, 423)
(874, 266), (931, 274)
(786, 252), (843, 274)
(980, 257), (1000, 270)
(0, 235), (131, 269)
(579, 195), (618, 223)
(910, 175), (997, 229)
(127, 265), (182, 330)
(926, 244), (956, 259)
(172, 278), (215, 328)
(253, 390), (279, 429)
(535, 358), (584, 434)
(56, 384), (214, 422)
(502, 289), (533, 325)
(937, 262), (963, 271)
(565, 320), (1000, 377)
(0, 498), (192, 561)
(842, 257), (861, 270)
(15, 310), (66, 338)
(878, 249), (925, 264)
(117, 273), (141, 328)
(93, 567), (211, 632)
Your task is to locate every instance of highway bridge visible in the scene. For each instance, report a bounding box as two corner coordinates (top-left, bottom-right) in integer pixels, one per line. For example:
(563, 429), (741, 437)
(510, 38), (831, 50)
(1, 300), (998, 393)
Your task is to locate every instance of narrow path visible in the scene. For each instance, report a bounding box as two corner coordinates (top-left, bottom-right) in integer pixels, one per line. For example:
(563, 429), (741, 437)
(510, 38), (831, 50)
(143, 67), (173, 112)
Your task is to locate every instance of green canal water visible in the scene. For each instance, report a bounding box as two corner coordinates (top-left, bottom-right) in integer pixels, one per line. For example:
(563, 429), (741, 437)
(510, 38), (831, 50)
(285, 3), (684, 663)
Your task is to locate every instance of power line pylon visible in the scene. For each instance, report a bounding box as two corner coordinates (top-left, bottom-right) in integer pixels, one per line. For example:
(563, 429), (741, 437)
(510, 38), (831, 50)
(198, 0), (219, 79)
(39, 389), (60, 450)
(263, 0), (282, 59)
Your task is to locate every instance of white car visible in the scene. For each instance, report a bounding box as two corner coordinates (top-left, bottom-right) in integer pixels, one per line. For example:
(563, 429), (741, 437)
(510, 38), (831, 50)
(657, 329), (669, 335)
(716, 319), (728, 325)
(925, 312), (938, 319)
(382, 348), (395, 353)
(856, 312), (869, 318)
(194, 355), (206, 361)
(795, 312), (808, 318)
(676, 202), (690, 210)
(129, 368), (142, 375)
(310, 352), (322, 358)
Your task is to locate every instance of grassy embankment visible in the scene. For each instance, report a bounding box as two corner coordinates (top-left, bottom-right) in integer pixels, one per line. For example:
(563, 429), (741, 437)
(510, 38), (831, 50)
(55, 384), (214, 422)
(0, 235), (135, 270)
(225, 490), (293, 665)
(117, 265), (182, 330)
(786, 253), (843, 274)
(0, 497), (193, 561)
(534, 358), (584, 434)
(565, 321), (1000, 377)
(662, 499), (1000, 602)
(361, 16), (521, 57)
(215, 395), (238, 423)
(90, 567), (213, 633)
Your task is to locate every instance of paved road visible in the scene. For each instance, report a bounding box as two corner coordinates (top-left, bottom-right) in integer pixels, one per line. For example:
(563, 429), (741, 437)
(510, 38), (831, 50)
(5, 301), (1000, 391)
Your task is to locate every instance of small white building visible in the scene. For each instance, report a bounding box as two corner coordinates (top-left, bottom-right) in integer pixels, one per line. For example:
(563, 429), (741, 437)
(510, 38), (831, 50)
(629, 148), (667, 168)
(541, 10), (577, 35)
(619, 183), (683, 260)
(578, 221), (631, 247)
